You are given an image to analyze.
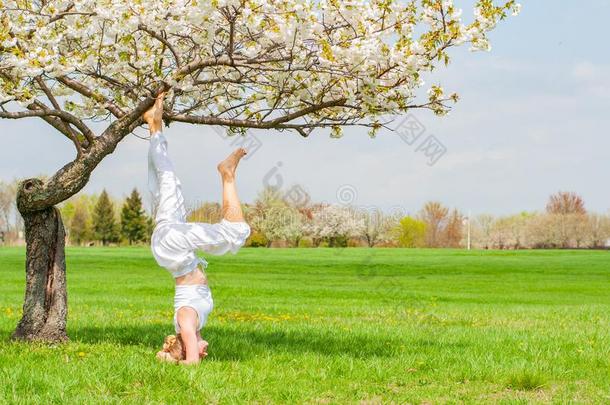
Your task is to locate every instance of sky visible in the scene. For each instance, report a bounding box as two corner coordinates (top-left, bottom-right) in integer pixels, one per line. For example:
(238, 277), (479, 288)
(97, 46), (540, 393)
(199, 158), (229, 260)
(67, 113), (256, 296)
(1, 1), (608, 216)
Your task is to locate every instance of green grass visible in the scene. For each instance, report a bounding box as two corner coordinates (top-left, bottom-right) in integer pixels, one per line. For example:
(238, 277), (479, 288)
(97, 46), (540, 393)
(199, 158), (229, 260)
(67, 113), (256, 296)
(0, 247), (609, 404)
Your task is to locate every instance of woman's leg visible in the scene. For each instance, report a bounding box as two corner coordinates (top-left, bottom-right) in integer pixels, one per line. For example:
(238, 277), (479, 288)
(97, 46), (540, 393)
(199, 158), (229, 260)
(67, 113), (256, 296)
(145, 93), (187, 225)
(217, 148), (247, 222)
(171, 150), (251, 256)
(143, 93), (164, 134)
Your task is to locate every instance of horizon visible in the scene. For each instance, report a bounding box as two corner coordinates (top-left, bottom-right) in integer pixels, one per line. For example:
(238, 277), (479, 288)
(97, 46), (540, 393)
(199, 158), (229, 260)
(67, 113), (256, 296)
(49, 183), (609, 220)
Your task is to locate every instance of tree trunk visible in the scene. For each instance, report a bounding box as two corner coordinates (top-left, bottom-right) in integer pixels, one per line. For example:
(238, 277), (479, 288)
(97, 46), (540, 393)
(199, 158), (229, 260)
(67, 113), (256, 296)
(6, 96), (157, 344)
(12, 201), (68, 343)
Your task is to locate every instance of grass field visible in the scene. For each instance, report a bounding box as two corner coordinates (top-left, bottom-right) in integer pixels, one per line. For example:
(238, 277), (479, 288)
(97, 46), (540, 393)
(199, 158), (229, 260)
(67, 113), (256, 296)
(0, 247), (609, 404)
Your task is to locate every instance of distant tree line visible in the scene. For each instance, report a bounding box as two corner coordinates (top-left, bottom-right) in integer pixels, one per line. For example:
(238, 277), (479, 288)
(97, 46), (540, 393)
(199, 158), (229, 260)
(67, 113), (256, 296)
(239, 188), (467, 248)
(60, 188), (152, 246)
(0, 180), (608, 249)
(242, 189), (609, 249)
(470, 192), (609, 249)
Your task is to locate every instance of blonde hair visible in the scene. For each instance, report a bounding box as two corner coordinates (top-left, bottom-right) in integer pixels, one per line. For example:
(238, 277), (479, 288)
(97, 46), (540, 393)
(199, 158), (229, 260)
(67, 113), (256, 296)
(162, 334), (185, 361)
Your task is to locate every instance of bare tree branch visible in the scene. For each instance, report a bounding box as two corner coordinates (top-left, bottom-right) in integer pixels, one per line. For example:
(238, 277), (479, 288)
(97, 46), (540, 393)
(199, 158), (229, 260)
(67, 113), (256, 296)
(0, 104), (95, 145)
(34, 77), (84, 153)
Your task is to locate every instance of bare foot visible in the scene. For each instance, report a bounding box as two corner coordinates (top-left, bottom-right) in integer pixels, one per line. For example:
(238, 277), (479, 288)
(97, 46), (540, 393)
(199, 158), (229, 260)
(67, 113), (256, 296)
(143, 92), (166, 132)
(217, 148), (247, 182)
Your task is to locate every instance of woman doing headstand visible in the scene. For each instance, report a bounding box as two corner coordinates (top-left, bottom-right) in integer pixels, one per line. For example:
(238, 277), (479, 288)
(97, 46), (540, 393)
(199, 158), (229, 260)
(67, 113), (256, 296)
(144, 93), (250, 364)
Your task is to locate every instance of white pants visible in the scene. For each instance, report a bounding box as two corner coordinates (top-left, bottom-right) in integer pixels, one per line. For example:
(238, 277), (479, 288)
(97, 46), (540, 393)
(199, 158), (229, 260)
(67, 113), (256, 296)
(148, 131), (251, 278)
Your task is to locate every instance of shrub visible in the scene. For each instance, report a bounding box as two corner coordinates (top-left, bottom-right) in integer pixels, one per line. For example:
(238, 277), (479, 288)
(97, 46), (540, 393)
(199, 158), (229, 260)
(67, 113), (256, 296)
(396, 216), (427, 248)
(298, 238), (313, 248)
(247, 231), (268, 248)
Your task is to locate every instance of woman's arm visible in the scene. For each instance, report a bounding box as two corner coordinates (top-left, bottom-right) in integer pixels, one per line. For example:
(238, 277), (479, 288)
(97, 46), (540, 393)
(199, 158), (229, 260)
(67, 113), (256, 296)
(176, 307), (201, 364)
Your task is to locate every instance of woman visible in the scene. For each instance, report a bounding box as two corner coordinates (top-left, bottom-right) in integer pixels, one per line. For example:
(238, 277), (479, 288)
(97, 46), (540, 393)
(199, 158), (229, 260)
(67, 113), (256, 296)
(144, 93), (250, 364)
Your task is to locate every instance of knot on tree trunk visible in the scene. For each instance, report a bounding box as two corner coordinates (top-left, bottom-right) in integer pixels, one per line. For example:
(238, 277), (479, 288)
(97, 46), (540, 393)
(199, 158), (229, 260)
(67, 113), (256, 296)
(16, 178), (46, 214)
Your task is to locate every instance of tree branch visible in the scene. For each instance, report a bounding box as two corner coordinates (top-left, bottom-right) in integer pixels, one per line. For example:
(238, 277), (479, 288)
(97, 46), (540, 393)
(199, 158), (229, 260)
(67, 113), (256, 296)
(167, 97), (348, 133)
(17, 85), (164, 212)
(138, 24), (182, 68)
(57, 76), (125, 118)
(34, 77), (84, 154)
(0, 105), (95, 146)
(268, 98), (348, 125)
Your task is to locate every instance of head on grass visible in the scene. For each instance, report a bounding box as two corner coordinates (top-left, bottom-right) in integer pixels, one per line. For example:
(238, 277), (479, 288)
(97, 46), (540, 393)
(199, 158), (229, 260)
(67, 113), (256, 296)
(157, 334), (185, 362)
(157, 334), (209, 363)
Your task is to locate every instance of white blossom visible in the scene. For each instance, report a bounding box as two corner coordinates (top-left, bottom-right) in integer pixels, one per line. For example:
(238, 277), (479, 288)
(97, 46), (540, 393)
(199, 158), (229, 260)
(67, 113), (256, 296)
(0, 0), (519, 132)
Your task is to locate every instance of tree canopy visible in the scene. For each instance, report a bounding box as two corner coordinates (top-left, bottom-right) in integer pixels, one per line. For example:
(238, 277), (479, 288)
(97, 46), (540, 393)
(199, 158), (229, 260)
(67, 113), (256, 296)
(1, 0), (520, 143)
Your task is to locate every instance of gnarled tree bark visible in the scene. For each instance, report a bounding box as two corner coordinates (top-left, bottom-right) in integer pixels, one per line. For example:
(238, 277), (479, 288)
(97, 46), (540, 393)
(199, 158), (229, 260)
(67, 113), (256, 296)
(12, 180), (67, 342)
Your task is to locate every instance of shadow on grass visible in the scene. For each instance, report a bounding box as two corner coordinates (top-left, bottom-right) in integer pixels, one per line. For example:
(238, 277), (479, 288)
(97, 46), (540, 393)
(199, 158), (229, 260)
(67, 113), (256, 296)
(68, 324), (465, 361)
